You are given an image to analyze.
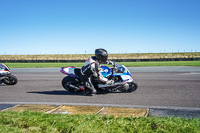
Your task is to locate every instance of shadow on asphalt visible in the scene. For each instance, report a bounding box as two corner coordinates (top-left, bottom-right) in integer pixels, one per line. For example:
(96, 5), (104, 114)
(27, 90), (122, 96)
(27, 90), (84, 96)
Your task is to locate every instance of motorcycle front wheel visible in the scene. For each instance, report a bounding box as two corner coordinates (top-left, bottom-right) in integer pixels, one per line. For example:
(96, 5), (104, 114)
(2, 74), (18, 85)
(128, 81), (138, 92)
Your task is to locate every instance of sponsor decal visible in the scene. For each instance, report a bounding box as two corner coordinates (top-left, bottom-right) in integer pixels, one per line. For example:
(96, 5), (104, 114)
(121, 75), (131, 81)
(104, 69), (108, 73)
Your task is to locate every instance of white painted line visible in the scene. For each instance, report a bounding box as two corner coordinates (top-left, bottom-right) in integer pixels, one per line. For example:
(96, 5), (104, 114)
(95, 107), (105, 114)
(178, 72), (200, 75)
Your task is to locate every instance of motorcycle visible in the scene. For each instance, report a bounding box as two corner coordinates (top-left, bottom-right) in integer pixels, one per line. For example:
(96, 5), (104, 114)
(0, 64), (18, 85)
(60, 62), (138, 94)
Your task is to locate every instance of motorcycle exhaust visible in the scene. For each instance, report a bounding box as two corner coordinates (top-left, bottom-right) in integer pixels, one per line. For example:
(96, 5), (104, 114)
(67, 84), (80, 91)
(0, 76), (5, 80)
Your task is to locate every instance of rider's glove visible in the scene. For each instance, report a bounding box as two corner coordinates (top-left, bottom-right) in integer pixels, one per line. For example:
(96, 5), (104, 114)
(106, 80), (114, 85)
(107, 60), (115, 66)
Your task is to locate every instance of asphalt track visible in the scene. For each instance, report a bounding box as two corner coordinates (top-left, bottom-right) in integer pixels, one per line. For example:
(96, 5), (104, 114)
(1, 66), (200, 117)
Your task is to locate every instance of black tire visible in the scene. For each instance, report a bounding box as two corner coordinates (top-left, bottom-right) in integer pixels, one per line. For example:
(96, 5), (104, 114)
(2, 74), (18, 85)
(62, 76), (80, 92)
(85, 88), (92, 96)
(127, 81), (138, 92)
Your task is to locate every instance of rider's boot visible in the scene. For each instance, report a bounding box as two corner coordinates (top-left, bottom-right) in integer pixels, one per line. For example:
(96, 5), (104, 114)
(86, 86), (97, 95)
(91, 87), (97, 95)
(85, 80), (97, 96)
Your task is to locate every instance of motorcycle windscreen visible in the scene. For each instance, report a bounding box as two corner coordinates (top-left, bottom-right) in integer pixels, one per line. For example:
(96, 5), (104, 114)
(0, 64), (10, 71)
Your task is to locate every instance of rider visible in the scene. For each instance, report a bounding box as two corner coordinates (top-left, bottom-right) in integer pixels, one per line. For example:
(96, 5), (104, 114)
(80, 48), (115, 95)
(0, 64), (9, 85)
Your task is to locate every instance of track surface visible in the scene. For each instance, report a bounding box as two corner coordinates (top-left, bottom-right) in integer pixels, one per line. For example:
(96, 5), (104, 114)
(1, 67), (200, 109)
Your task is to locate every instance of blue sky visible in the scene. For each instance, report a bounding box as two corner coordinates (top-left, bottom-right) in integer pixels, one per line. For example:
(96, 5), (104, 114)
(0, 0), (200, 55)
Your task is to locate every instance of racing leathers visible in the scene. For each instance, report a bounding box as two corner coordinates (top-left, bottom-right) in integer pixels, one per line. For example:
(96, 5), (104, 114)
(80, 56), (114, 94)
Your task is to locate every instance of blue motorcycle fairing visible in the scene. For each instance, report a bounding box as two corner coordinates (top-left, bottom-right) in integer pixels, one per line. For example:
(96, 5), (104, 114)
(101, 65), (132, 82)
(111, 67), (130, 76)
(100, 65), (112, 78)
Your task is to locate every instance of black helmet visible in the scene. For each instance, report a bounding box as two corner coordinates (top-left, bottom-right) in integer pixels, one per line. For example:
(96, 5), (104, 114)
(95, 48), (108, 62)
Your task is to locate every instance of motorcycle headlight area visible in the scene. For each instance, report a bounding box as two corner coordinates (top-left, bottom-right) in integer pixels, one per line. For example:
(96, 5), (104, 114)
(121, 75), (133, 82)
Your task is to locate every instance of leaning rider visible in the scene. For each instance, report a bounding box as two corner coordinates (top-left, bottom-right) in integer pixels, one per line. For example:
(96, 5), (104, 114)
(0, 64), (6, 85)
(80, 48), (115, 95)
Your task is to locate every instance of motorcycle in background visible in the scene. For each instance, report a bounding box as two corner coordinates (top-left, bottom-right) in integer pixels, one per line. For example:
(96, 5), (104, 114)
(60, 62), (138, 95)
(0, 64), (18, 85)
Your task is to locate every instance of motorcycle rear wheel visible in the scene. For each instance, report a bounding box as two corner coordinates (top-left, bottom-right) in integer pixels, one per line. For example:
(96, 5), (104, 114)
(62, 76), (80, 92)
(2, 74), (18, 85)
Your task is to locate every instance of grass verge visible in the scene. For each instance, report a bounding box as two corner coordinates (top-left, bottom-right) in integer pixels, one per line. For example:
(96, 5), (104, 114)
(2, 61), (200, 68)
(0, 111), (200, 133)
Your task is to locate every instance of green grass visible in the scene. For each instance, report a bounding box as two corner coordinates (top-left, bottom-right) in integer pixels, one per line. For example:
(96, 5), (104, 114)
(2, 61), (200, 68)
(0, 111), (200, 133)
